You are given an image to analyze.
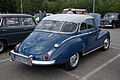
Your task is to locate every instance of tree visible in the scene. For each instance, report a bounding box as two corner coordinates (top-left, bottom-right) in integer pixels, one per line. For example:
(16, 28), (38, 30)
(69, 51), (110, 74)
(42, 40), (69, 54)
(1, 0), (120, 15)
(0, 0), (16, 13)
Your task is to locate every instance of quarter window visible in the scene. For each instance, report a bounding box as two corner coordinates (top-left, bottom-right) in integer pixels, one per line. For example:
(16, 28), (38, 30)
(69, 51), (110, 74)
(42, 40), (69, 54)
(86, 19), (95, 29)
(80, 22), (87, 30)
(21, 18), (35, 26)
(60, 22), (77, 32)
(80, 19), (96, 31)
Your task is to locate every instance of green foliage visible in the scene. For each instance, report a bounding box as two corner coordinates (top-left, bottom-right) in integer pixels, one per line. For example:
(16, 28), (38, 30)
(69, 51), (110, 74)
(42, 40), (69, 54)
(0, 0), (16, 13)
(0, 0), (120, 15)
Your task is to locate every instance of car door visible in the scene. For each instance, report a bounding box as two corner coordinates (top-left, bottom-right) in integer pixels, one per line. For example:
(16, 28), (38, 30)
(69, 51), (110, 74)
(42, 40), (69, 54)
(79, 19), (100, 53)
(117, 14), (120, 26)
(0, 17), (23, 44)
(20, 17), (36, 39)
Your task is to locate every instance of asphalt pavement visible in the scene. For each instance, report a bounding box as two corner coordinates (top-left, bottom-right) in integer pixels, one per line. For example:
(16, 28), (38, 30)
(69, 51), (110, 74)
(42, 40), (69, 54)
(0, 27), (120, 80)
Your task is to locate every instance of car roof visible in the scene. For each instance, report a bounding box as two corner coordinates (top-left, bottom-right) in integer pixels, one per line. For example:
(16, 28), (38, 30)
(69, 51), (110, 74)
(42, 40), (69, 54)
(0, 14), (32, 18)
(63, 8), (87, 11)
(105, 13), (119, 15)
(43, 14), (94, 23)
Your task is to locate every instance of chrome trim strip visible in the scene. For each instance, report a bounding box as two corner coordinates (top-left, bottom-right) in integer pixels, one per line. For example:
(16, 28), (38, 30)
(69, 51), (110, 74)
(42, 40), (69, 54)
(83, 45), (103, 56)
(101, 25), (112, 27)
(105, 25), (112, 26)
(0, 18), (2, 26)
(61, 31), (96, 44)
(10, 50), (55, 65)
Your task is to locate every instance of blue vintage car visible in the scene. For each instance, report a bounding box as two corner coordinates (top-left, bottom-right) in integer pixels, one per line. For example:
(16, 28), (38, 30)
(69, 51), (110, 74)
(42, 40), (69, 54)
(10, 14), (110, 70)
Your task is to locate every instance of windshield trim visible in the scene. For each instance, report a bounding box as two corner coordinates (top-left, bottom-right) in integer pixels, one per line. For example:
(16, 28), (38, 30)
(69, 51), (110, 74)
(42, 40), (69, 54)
(35, 20), (78, 34)
(0, 18), (2, 26)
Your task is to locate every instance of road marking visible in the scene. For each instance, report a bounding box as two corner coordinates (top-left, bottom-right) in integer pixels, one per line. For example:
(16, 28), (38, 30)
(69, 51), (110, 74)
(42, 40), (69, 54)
(111, 43), (120, 46)
(111, 47), (120, 50)
(0, 58), (10, 63)
(79, 53), (120, 80)
(58, 69), (81, 79)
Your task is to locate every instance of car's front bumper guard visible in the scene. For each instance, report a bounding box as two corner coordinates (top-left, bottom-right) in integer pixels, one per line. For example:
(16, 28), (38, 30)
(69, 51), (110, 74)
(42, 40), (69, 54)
(10, 50), (55, 65)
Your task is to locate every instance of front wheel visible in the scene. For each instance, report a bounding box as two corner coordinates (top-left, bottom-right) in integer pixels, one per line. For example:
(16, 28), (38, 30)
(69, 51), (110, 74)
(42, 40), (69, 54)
(64, 53), (80, 70)
(101, 37), (110, 50)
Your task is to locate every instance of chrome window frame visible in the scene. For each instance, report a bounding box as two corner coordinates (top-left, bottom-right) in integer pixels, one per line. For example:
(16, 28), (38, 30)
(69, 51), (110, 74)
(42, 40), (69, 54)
(21, 17), (36, 27)
(35, 20), (79, 34)
(0, 18), (3, 26)
(79, 18), (97, 32)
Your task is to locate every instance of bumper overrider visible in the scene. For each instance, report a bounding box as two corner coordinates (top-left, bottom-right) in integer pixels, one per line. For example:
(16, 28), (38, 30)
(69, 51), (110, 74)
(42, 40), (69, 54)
(10, 50), (55, 66)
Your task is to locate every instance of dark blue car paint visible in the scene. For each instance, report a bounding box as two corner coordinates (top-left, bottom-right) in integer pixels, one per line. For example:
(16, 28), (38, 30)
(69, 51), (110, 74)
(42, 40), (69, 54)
(18, 30), (70, 56)
(50, 38), (83, 64)
(15, 27), (110, 64)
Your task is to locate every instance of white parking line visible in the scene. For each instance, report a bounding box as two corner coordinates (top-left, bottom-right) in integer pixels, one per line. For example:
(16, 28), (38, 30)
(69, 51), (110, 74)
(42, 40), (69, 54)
(111, 43), (120, 46)
(111, 47), (120, 50)
(59, 69), (81, 79)
(0, 58), (10, 63)
(79, 53), (120, 80)
(58, 46), (120, 80)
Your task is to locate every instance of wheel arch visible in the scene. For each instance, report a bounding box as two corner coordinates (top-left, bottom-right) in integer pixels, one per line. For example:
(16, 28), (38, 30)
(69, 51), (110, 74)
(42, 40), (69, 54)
(0, 39), (8, 46)
(50, 38), (84, 64)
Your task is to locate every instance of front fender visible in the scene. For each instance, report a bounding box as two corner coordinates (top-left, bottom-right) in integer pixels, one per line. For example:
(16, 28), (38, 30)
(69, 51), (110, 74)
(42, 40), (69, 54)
(96, 30), (110, 48)
(50, 38), (84, 64)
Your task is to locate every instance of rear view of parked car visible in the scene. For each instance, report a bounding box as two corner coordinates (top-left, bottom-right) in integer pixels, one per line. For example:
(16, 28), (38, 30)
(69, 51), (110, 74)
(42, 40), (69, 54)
(0, 14), (37, 53)
(10, 14), (110, 70)
(100, 13), (120, 28)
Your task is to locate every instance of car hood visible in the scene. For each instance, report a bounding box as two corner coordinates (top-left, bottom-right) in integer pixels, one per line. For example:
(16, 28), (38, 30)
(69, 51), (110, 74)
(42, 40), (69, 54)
(101, 18), (117, 21)
(101, 18), (110, 21)
(18, 31), (70, 56)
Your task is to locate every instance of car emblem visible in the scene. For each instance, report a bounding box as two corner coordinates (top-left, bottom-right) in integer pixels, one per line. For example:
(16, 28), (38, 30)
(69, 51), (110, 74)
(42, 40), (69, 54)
(34, 47), (44, 53)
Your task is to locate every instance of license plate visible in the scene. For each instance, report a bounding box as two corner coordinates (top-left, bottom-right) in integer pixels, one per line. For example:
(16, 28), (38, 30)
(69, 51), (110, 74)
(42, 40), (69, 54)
(14, 55), (32, 66)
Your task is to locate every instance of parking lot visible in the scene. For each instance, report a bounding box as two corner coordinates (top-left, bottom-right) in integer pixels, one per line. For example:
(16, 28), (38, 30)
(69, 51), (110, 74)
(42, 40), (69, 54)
(0, 27), (120, 80)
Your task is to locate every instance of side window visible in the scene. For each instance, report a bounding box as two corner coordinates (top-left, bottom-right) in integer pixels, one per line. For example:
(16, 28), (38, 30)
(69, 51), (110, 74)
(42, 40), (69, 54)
(86, 19), (96, 29)
(61, 22), (77, 32)
(80, 22), (87, 30)
(2, 18), (20, 27)
(21, 18), (35, 26)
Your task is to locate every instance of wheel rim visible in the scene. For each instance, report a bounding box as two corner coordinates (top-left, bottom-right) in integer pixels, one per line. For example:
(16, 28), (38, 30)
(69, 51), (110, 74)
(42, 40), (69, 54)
(70, 53), (79, 67)
(104, 38), (110, 49)
(0, 42), (4, 52)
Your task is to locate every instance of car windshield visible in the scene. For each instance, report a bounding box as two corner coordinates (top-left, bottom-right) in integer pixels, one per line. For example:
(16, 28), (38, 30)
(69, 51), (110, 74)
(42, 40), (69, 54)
(104, 13), (118, 19)
(36, 20), (77, 33)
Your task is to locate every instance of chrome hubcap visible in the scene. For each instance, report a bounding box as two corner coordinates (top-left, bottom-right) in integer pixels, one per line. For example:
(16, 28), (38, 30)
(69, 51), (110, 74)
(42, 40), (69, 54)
(0, 42), (4, 52)
(104, 38), (110, 49)
(70, 53), (79, 67)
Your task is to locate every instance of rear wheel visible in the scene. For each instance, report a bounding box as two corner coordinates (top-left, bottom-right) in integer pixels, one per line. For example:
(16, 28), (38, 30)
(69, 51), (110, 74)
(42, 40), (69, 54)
(101, 37), (110, 50)
(0, 41), (6, 54)
(64, 53), (80, 70)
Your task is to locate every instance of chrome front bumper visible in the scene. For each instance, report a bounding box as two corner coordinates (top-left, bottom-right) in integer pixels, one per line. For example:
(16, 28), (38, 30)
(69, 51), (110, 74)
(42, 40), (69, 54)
(101, 24), (112, 27)
(10, 50), (55, 65)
